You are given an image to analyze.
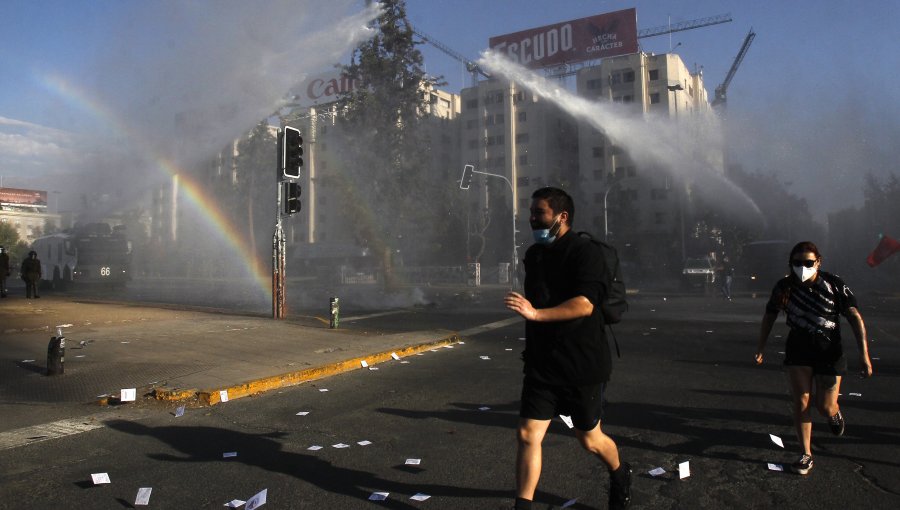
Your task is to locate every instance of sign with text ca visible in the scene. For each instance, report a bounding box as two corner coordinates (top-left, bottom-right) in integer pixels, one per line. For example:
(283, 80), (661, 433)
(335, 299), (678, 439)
(488, 8), (638, 69)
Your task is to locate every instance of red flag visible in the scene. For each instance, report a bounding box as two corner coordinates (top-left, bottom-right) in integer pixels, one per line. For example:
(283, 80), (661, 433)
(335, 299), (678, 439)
(866, 235), (900, 267)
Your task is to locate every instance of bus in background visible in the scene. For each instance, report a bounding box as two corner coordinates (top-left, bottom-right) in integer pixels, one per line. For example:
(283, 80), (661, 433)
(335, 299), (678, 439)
(738, 240), (790, 290)
(31, 223), (132, 289)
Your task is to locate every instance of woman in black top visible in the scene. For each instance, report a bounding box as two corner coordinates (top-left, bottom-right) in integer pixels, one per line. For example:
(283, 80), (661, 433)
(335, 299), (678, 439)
(755, 241), (873, 475)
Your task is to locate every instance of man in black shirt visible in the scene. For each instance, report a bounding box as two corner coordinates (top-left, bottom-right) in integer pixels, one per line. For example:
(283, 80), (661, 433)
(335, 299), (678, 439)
(505, 187), (631, 510)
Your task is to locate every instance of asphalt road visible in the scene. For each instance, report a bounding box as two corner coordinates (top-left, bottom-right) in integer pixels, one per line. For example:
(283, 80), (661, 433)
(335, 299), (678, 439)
(1, 291), (898, 509)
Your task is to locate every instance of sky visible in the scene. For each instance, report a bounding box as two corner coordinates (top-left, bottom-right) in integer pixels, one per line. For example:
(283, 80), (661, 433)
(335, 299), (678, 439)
(1, 0), (899, 221)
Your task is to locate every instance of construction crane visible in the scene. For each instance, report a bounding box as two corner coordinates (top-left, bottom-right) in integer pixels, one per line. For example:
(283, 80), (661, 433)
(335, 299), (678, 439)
(411, 27), (491, 82)
(712, 29), (756, 108)
(637, 13), (732, 39)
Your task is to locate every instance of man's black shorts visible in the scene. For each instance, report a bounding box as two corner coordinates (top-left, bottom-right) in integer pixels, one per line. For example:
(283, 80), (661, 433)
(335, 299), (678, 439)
(784, 331), (847, 376)
(519, 377), (606, 431)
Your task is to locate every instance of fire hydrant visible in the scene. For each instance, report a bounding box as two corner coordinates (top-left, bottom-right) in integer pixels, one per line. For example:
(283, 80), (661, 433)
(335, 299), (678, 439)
(47, 328), (65, 376)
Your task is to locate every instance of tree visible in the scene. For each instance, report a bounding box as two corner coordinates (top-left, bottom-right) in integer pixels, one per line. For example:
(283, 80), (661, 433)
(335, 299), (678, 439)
(334, 0), (459, 280)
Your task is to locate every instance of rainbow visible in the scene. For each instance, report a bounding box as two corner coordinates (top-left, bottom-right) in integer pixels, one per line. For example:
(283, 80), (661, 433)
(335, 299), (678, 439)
(38, 73), (271, 298)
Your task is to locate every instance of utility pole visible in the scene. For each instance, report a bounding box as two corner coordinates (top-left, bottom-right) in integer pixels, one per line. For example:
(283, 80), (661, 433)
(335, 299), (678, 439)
(273, 126), (304, 319)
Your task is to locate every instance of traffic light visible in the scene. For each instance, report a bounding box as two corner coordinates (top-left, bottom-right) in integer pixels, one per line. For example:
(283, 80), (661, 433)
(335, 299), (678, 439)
(284, 182), (301, 215)
(460, 164), (474, 190)
(282, 126), (303, 179)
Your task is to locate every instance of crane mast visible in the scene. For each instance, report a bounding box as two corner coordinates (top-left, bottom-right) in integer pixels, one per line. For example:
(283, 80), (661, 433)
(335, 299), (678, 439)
(713, 29), (756, 108)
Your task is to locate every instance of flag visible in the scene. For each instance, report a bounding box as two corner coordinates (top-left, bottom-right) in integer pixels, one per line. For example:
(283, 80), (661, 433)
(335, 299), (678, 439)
(866, 235), (900, 267)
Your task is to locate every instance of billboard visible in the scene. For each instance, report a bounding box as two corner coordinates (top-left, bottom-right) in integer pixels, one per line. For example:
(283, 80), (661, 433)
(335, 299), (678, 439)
(489, 8), (638, 69)
(0, 187), (47, 207)
(286, 69), (360, 109)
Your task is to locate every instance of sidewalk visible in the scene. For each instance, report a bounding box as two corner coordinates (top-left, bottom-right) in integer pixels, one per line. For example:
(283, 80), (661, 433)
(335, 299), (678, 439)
(0, 296), (459, 409)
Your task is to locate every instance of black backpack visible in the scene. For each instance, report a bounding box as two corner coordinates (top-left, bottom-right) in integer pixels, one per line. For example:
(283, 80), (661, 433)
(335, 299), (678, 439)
(579, 232), (629, 356)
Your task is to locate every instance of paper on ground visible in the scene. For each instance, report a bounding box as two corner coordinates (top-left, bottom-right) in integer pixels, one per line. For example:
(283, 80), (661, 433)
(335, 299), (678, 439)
(91, 473), (111, 484)
(369, 492), (389, 501)
(332, 443), (350, 448)
(400, 361), (410, 364)
(479, 356), (491, 360)
(678, 461), (690, 479)
(648, 467), (666, 477)
(224, 500), (245, 508)
(505, 348), (513, 351)
(478, 406), (490, 411)
(296, 411), (309, 416)
(405, 458), (421, 465)
(769, 434), (784, 448)
(307, 445), (323, 451)
(175, 406), (185, 418)
(369, 367), (379, 371)
(559, 415), (574, 429)
(134, 487), (152, 506)
(120, 388), (136, 402)
(219, 390), (229, 402)
(223, 452), (238, 458)
(360, 360), (369, 368)
(319, 388), (329, 392)
(391, 352), (400, 360)
(22, 359), (35, 363)
(357, 440), (372, 446)
(245, 489), (267, 510)
(561, 498), (577, 508)
(849, 392), (862, 397)
(410, 493), (430, 501)
(767, 463), (784, 472)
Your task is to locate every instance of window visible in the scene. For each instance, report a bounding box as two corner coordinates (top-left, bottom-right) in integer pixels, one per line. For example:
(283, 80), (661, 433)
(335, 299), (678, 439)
(515, 133), (530, 144)
(592, 146), (604, 157)
(466, 98), (478, 109)
(496, 113), (504, 124)
(650, 93), (661, 104)
(517, 176), (530, 187)
(466, 119), (477, 129)
(648, 69), (659, 81)
(623, 70), (635, 82)
(614, 166), (625, 179)
(468, 139), (478, 149)
(587, 78), (602, 90)
(484, 90), (504, 104)
(622, 95), (633, 103)
(651, 188), (668, 200)
(627, 166), (637, 177)
(518, 111), (527, 122)
(513, 91), (525, 103)
(518, 154), (528, 165)
(593, 169), (605, 180)
(486, 135), (505, 146)
(609, 72), (621, 85)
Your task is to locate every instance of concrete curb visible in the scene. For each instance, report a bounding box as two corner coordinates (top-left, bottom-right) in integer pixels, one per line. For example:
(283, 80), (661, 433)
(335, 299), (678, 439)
(153, 333), (460, 405)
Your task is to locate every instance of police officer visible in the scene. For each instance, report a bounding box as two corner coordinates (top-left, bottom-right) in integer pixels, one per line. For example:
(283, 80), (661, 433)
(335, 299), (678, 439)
(0, 246), (10, 298)
(21, 250), (41, 299)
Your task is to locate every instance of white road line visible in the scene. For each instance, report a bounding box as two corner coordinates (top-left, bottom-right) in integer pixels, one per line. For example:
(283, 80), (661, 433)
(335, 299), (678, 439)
(458, 317), (523, 337)
(344, 309), (409, 322)
(0, 417), (105, 451)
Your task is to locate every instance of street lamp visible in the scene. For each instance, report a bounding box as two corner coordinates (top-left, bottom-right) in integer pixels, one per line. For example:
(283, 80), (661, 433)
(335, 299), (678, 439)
(603, 178), (630, 242)
(667, 83), (684, 117)
(459, 164), (518, 288)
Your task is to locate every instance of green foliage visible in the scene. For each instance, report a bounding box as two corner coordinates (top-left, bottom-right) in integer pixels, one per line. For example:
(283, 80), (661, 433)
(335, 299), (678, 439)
(0, 221), (20, 249)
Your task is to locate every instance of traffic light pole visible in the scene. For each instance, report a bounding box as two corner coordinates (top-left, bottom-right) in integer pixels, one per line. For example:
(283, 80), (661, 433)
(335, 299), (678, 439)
(459, 165), (519, 289)
(273, 130), (286, 319)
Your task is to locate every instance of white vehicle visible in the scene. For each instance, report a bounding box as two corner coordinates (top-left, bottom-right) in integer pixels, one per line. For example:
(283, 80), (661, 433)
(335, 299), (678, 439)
(31, 223), (131, 289)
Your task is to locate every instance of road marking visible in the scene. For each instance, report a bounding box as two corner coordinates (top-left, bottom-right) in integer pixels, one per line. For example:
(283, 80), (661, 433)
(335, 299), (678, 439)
(344, 310), (409, 322)
(458, 317), (523, 337)
(0, 416), (105, 451)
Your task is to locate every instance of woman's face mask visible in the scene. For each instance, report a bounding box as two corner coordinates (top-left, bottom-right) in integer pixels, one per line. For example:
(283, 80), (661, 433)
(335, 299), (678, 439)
(791, 257), (818, 282)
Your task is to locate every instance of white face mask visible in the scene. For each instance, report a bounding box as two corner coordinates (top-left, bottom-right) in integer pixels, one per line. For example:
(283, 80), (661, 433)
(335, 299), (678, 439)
(793, 265), (817, 282)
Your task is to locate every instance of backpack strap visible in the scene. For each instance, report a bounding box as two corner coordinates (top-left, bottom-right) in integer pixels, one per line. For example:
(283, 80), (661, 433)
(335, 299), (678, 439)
(608, 324), (621, 358)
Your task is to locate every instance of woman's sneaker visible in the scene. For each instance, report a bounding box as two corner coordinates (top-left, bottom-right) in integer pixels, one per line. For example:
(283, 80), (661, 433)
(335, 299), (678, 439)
(829, 410), (845, 436)
(791, 454), (814, 475)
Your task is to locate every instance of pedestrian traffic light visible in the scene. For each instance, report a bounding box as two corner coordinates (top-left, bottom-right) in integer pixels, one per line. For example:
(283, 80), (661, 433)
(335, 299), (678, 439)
(460, 164), (474, 190)
(284, 182), (301, 215)
(282, 126), (303, 179)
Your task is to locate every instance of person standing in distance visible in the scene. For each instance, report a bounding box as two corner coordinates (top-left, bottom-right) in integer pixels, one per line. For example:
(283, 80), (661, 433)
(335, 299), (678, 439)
(505, 187), (631, 510)
(21, 250), (42, 299)
(755, 241), (873, 475)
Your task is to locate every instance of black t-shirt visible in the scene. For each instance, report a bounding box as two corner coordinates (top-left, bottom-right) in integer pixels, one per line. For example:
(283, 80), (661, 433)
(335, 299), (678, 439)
(765, 271), (858, 342)
(523, 230), (610, 385)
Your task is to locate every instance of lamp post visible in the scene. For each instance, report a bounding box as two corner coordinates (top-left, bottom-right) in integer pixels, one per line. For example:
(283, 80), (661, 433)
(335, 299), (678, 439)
(667, 82), (686, 261)
(603, 179), (626, 242)
(459, 164), (518, 288)
(667, 83), (684, 117)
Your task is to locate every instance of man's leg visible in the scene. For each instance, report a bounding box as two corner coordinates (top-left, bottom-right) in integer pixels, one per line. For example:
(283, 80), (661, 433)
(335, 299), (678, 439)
(516, 418), (551, 503)
(574, 420), (621, 470)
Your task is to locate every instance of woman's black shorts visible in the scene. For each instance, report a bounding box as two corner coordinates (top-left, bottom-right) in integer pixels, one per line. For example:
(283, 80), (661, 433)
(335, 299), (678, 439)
(519, 377), (606, 431)
(784, 331), (847, 375)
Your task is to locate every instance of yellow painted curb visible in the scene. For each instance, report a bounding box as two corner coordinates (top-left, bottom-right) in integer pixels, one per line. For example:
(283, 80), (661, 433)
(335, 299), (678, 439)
(156, 334), (459, 405)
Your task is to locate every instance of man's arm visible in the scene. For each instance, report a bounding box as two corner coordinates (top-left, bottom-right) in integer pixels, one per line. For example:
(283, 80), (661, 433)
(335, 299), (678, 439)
(504, 292), (593, 322)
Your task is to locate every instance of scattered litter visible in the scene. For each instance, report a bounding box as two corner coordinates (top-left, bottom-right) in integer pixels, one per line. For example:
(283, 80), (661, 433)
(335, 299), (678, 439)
(678, 461), (690, 479)
(458, 341), (465, 345)
(705, 330), (714, 334)
(559, 415), (574, 429)
(650, 309), (656, 312)
(357, 440), (372, 446)
(219, 390), (229, 402)
(561, 498), (577, 508)
(361, 360), (369, 368)
(848, 392), (862, 397)
(505, 348), (513, 351)
(769, 434), (784, 448)
(319, 388), (329, 392)
(369, 367), (379, 371)
(224, 500), (245, 508)
(134, 487), (152, 506)
(662, 297), (667, 301)
(642, 333), (650, 336)
(478, 406), (490, 411)
(778, 351), (785, 354)
(245, 488), (267, 510)
(121, 341), (130, 344)
(120, 388), (136, 402)
(405, 458), (421, 465)
(479, 356), (491, 360)
(91, 473), (111, 485)
(332, 443), (350, 449)
(650, 327), (657, 330)
(400, 361), (410, 364)
(307, 445), (323, 451)
(75, 355), (86, 358)
(415, 353), (424, 356)
(57, 323), (73, 328)
(295, 411), (309, 416)
(872, 357), (880, 361)
(175, 406), (185, 418)
(775, 335), (782, 338)
(767, 463), (784, 472)
(443, 345), (454, 349)
(223, 452), (237, 458)
(21, 359), (35, 363)
(391, 353), (400, 360)
(410, 493), (430, 501)
(368, 492), (389, 501)
(648, 467), (666, 477)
